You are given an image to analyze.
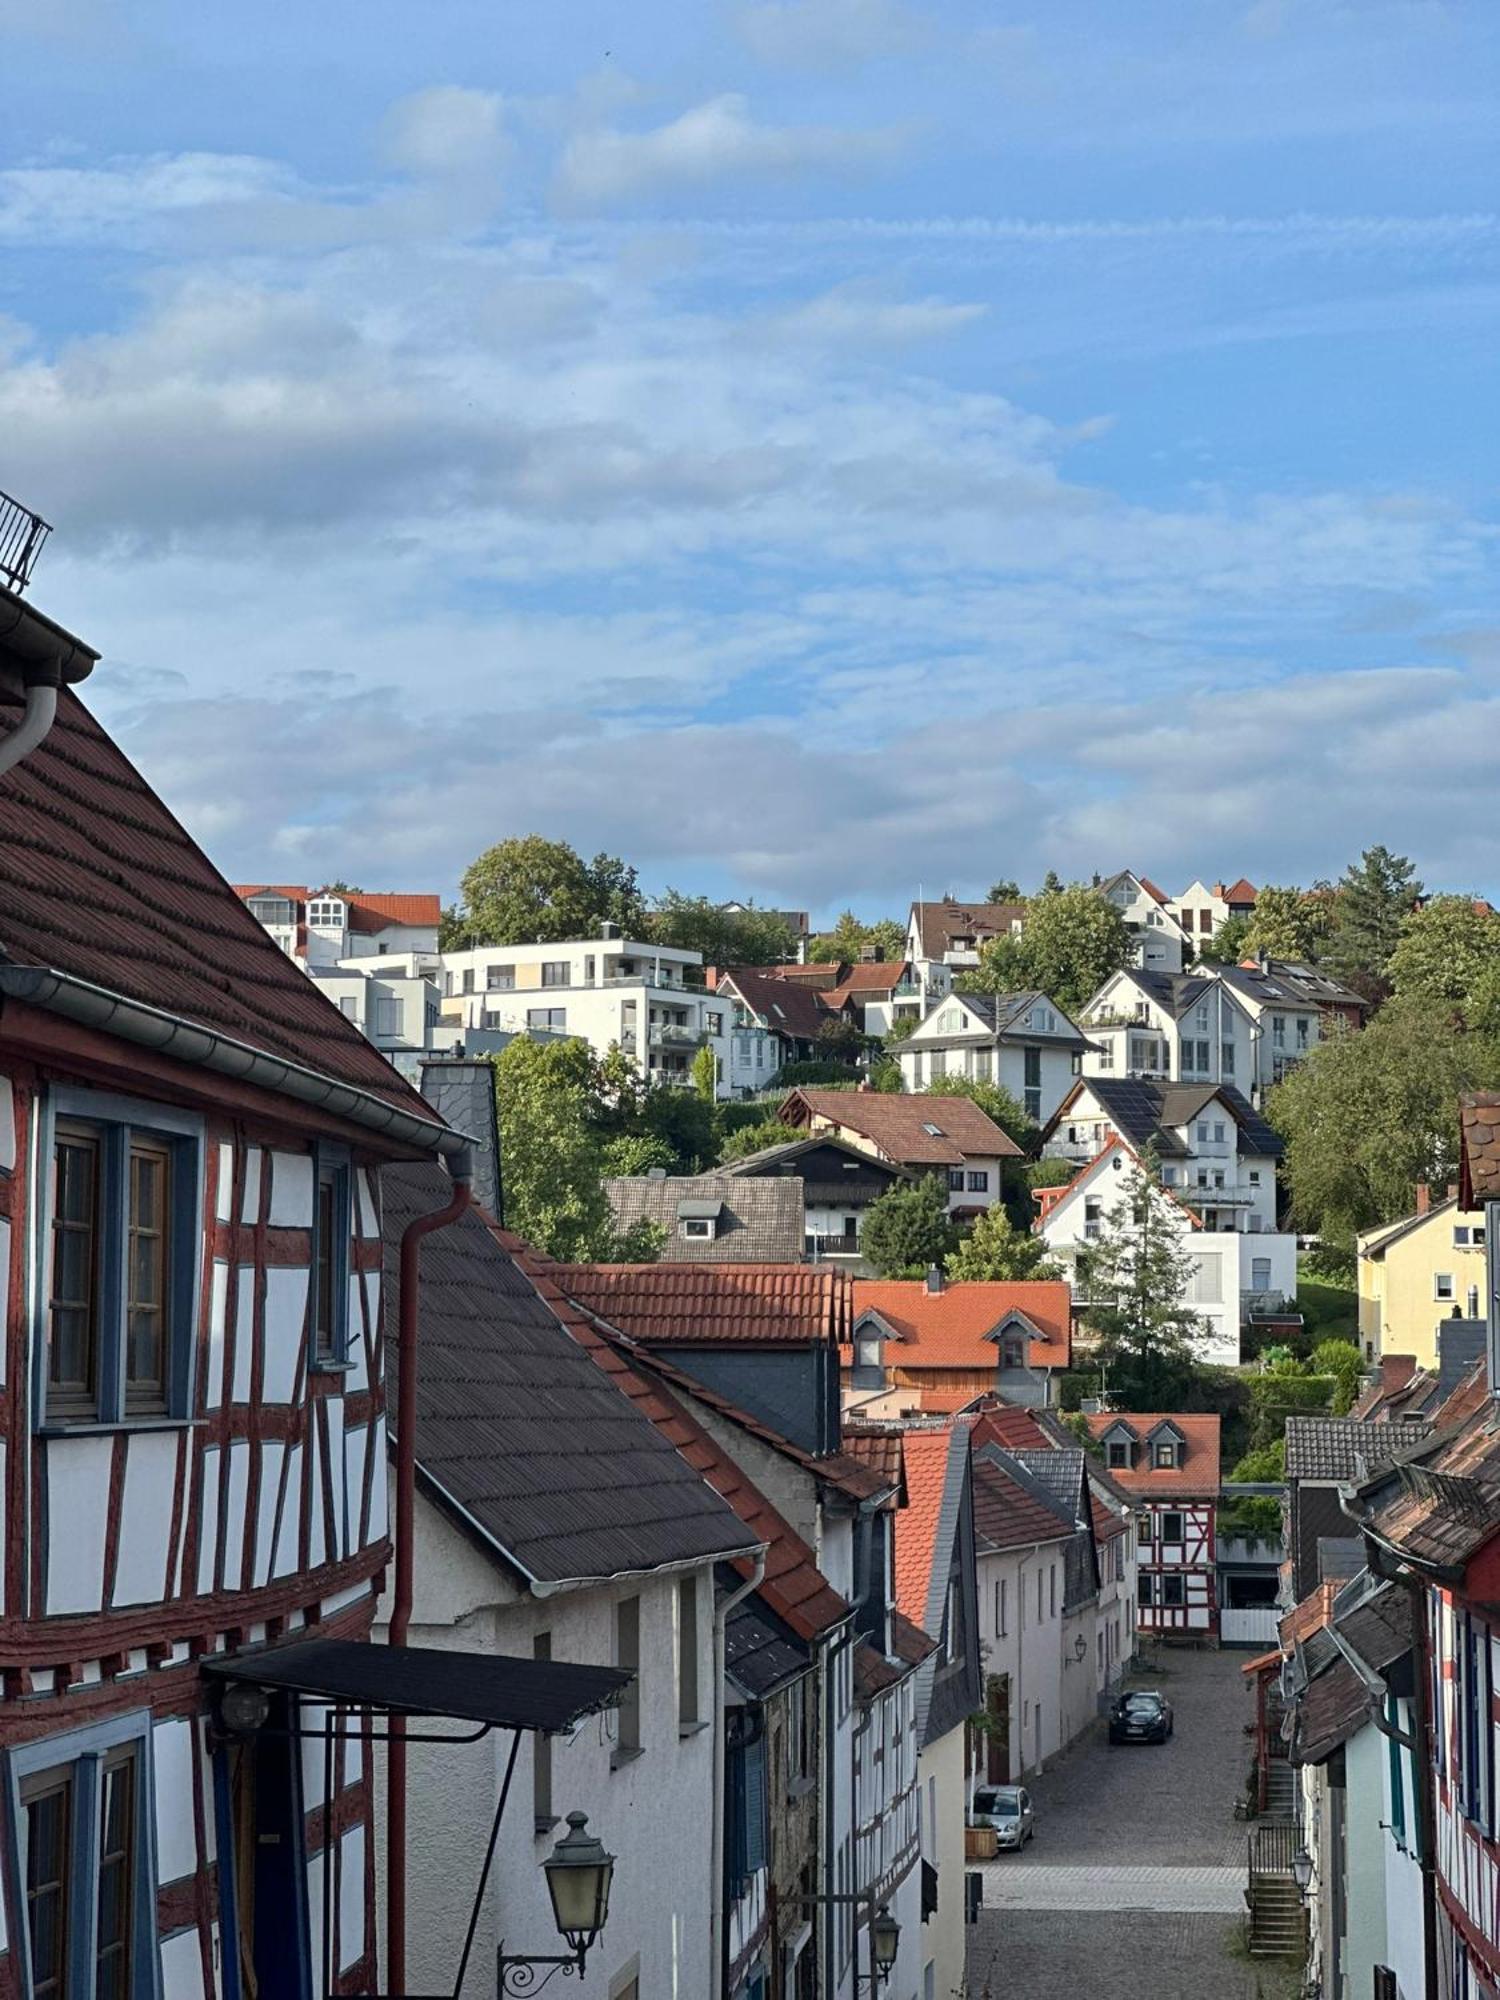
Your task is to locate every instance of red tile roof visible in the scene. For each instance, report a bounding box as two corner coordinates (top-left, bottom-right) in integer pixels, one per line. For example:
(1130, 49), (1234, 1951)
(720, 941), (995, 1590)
(1083, 1411), (1222, 1495)
(1460, 1092), (1500, 1206)
(852, 1280), (1071, 1371)
(544, 1262), (853, 1346)
(507, 1234), (852, 1642)
(893, 1426), (957, 1629)
(1138, 877), (1169, 905)
(233, 884), (441, 932)
(821, 962), (912, 1010)
(1279, 1581), (1336, 1649)
(1091, 1494), (1127, 1541)
(782, 1089), (1022, 1166)
(0, 687), (432, 1117)
(1220, 878), (1258, 905)
(972, 1455), (1073, 1553)
(970, 1404), (1055, 1452)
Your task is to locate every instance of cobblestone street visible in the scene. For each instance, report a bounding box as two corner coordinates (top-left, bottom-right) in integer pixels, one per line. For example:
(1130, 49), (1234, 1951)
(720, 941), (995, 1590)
(964, 1647), (1301, 2000)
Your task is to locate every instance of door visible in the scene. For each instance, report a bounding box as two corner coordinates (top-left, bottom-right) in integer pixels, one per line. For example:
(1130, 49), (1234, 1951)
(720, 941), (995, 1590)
(985, 1676), (1010, 1783)
(219, 1696), (311, 2000)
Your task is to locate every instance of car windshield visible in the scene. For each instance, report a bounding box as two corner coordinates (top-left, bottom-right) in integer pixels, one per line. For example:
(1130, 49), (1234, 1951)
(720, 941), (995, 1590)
(975, 1790), (1021, 1817)
(1122, 1695), (1163, 1715)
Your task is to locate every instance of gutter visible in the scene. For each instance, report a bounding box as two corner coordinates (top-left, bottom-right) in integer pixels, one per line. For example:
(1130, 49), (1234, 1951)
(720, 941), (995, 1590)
(0, 963), (468, 1159)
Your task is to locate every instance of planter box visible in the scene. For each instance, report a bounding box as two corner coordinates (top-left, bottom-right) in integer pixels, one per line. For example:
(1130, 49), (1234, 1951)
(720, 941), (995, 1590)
(964, 1827), (998, 1860)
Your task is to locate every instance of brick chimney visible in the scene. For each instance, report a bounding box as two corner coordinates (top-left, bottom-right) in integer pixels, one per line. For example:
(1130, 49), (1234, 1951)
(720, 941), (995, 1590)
(1380, 1354), (1417, 1395)
(1414, 1181), (1430, 1215)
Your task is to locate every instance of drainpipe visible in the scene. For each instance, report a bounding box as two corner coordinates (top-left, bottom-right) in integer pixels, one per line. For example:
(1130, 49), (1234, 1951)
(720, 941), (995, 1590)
(0, 667), (60, 778)
(711, 1549), (767, 2000)
(387, 1148), (474, 1996)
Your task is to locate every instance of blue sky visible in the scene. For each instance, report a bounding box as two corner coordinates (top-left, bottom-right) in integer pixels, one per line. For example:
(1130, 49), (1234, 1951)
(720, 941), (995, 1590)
(3, 0), (1497, 919)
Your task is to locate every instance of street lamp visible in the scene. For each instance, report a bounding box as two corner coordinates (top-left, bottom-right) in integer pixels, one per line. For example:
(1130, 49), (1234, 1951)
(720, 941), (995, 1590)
(498, 1812), (616, 1993)
(870, 1906), (901, 1983)
(1291, 1846), (1313, 1897)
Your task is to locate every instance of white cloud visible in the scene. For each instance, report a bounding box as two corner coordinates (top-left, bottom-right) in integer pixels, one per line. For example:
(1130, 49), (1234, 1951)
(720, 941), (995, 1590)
(380, 86), (510, 183)
(755, 282), (986, 348)
(553, 94), (906, 207)
(736, 0), (923, 70)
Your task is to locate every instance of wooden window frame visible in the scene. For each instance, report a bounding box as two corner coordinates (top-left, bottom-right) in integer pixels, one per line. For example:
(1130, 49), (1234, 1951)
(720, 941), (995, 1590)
(310, 1148), (353, 1371)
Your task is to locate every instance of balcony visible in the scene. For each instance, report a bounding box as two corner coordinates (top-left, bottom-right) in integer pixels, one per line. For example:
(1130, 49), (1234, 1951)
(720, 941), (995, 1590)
(807, 1231), (861, 1259)
(1241, 1290), (1301, 1323)
(0, 488), (50, 595)
(650, 1024), (705, 1049)
(1181, 1183), (1259, 1207)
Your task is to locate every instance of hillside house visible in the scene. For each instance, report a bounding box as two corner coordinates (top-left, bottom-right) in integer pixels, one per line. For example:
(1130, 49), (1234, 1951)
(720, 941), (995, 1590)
(896, 990), (1090, 1127)
(779, 1089), (1020, 1219)
(1357, 1185), (1486, 1366)
(1095, 871), (1191, 974)
(845, 1276), (1072, 1415)
(1084, 1414), (1221, 1640)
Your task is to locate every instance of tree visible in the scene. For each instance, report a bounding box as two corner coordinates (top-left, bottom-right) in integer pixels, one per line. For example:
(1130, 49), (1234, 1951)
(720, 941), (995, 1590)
(860, 1174), (959, 1279)
(923, 1073), (1037, 1149)
(883, 1013), (918, 1044)
(1268, 995), (1500, 1257)
(1323, 845), (1423, 993)
(959, 884), (1130, 1013)
(1196, 912), (1251, 964)
(1038, 871), (1063, 896)
(1079, 1153), (1209, 1407)
(650, 892), (796, 966)
(816, 1015), (871, 1064)
(598, 1133), (676, 1177)
(692, 1043), (719, 1103)
(1388, 895), (1500, 1010)
(946, 1205), (1060, 1282)
(453, 835), (643, 946)
(718, 1116), (790, 1163)
(1309, 1338), (1363, 1416)
(986, 879), (1022, 904)
(808, 911), (905, 964)
(1242, 884), (1328, 964)
(494, 1038), (661, 1261)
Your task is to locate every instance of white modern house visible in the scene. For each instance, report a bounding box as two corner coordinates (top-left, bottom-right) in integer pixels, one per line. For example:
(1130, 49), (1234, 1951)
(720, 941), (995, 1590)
(234, 883), (442, 966)
(1202, 958), (1366, 1096)
(1170, 877), (1257, 945)
(896, 989), (1091, 1126)
(1095, 870), (1191, 973)
(439, 929), (731, 1091)
(969, 1441), (1077, 1778)
(903, 899), (1021, 999)
(1080, 967), (1258, 1092)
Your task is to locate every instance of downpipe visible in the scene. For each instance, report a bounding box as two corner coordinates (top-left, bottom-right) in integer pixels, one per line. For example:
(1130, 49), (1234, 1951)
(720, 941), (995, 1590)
(0, 673), (59, 778)
(387, 1149), (474, 1995)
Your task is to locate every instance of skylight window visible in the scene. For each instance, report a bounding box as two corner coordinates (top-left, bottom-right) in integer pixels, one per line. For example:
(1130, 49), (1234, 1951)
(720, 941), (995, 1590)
(922, 1121), (945, 1136)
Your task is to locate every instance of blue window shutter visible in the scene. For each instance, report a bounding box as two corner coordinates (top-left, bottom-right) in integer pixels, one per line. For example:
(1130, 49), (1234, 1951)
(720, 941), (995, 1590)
(745, 1731), (768, 1876)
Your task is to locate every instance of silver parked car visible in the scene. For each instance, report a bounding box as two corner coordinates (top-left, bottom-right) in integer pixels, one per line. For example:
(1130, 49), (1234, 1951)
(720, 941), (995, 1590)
(970, 1784), (1035, 1850)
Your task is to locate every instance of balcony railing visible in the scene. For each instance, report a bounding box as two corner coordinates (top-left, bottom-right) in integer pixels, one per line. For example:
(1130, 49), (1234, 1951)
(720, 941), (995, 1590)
(808, 1231), (861, 1258)
(1242, 1290), (1298, 1318)
(0, 488), (50, 594)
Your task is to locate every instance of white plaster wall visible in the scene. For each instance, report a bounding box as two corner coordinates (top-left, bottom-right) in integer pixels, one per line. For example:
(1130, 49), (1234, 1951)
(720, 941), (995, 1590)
(262, 1265), (308, 1403)
(269, 1150), (314, 1227)
(158, 1929), (205, 1999)
(918, 1725), (966, 2000)
(153, 1718), (199, 1883)
(45, 1433), (112, 1615)
(197, 1447), (221, 1594)
(113, 1431), (178, 1607)
(373, 1497), (718, 1999)
(1382, 1694), (1425, 2000)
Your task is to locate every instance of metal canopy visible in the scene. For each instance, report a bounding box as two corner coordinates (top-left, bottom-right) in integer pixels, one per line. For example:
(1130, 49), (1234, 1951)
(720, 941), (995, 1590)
(204, 1636), (629, 1734)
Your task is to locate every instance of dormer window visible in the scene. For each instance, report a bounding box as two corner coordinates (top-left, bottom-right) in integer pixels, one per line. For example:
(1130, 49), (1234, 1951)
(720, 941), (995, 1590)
(678, 1200), (722, 1241)
(1153, 1442), (1178, 1468)
(852, 1333), (884, 1387)
(308, 897), (346, 929)
(999, 1335), (1025, 1370)
(681, 1218), (715, 1240)
(1107, 1441), (1132, 1470)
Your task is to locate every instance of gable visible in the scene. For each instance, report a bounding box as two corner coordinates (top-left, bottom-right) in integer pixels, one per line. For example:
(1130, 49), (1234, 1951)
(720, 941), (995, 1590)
(1100, 1419), (1139, 1444)
(908, 994), (992, 1043)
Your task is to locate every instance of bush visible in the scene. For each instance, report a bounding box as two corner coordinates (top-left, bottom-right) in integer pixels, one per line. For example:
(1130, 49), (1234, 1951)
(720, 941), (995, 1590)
(719, 1116), (791, 1163)
(861, 1174), (958, 1278)
(776, 1060), (864, 1088)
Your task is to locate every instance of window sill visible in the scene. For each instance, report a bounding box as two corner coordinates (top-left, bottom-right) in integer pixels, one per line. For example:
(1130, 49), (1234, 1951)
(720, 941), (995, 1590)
(678, 1719), (710, 1739)
(610, 1746), (645, 1772)
(308, 1356), (356, 1376)
(38, 1415), (202, 1437)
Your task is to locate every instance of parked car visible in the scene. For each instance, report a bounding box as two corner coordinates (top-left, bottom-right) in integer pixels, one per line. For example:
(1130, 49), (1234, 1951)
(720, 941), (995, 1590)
(969, 1784), (1035, 1849)
(1108, 1690), (1174, 1744)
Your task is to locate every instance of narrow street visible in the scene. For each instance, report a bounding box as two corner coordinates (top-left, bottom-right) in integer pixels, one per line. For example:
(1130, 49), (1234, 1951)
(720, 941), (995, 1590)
(965, 1648), (1301, 2000)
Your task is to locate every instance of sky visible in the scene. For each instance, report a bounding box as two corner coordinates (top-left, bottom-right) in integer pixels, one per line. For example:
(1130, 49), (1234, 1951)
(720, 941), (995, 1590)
(3, 0), (1498, 921)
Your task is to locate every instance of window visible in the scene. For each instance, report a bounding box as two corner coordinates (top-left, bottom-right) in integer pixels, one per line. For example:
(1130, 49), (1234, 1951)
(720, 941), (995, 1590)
(371, 994), (405, 1040)
(486, 965), (515, 990)
(1136, 1572), (1153, 1607)
(527, 1007), (567, 1033)
(1023, 1048), (1042, 1123)
(459, 967), (475, 995)
(853, 1335), (883, 1387)
(307, 897), (345, 929)
(541, 961), (570, 987)
(678, 1576), (701, 1727)
(613, 1596), (641, 1762)
(1221, 1041), (1235, 1074)
(312, 1154), (352, 1368)
(12, 1719), (155, 2000)
(1161, 1574), (1186, 1608)
(1107, 1441), (1131, 1469)
(44, 1098), (201, 1425)
(995, 1578), (1008, 1636)
(1272, 1014), (1286, 1048)
(1195, 1121), (1209, 1142)
(787, 1673), (813, 1786)
(1249, 1169), (1261, 1186)
(1436, 1273), (1456, 1301)
(1036, 1569), (1043, 1622)
(1154, 1442), (1177, 1468)
(967, 1170), (989, 1193)
(1296, 1017), (1310, 1048)
(1161, 1511), (1184, 1543)
(533, 1633), (554, 1828)
(1137, 1510), (1153, 1541)
(947, 1169), (965, 1193)
(1048, 1565), (1057, 1617)
(681, 1218), (715, 1240)
(247, 895), (295, 927)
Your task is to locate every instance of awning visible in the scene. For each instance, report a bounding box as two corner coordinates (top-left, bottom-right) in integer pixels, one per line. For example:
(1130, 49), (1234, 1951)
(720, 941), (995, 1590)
(203, 1637), (629, 1735)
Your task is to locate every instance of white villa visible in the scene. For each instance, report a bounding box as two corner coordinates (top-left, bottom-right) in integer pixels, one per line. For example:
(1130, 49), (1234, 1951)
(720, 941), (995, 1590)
(896, 990), (1091, 1127)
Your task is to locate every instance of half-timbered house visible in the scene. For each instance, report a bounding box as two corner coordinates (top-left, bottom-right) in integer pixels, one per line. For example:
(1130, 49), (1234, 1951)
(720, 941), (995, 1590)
(1083, 1413), (1221, 1640)
(0, 587), (557, 1999)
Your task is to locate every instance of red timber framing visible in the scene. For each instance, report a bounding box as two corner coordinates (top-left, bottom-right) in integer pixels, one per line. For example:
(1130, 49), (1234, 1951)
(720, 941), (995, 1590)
(1428, 1581), (1500, 1998)
(0, 1031), (407, 2000)
(1136, 1497), (1218, 1637)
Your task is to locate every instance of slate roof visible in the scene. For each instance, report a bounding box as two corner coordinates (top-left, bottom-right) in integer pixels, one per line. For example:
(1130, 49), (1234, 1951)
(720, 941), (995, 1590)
(1067, 1077), (1284, 1160)
(725, 1589), (811, 1699)
(545, 1262), (853, 1347)
(938, 991), (1092, 1052)
(1460, 1092), (1500, 1205)
(1360, 1398), (1500, 1576)
(721, 1131), (908, 1185)
(852, 1280), (1071, 1372)
(909, 899), (1027, 960)
(381, 1164), (760, 1587)
(1009, 1446), (1088, 1525)
(782, 1089), (1023, 1166)
(1212, 959), (1365, 1014)
(1083, 1411), (1221, 1495)
(0, 684), (434, 1118)
(1283, 1416), (1431, 1483)
(1316, 1537), (1367, 1581)
(603, 1174), (805, 1262)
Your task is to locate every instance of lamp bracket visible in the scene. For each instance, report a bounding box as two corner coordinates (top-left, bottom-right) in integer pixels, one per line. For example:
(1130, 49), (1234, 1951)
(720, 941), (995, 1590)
(496, 1944), (586, 1994)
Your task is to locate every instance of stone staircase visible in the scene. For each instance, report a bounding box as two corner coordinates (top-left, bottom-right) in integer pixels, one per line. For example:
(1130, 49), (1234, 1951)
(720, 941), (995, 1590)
(1264, 1757), (1296, 1815)
(1247, 1874), (1308, 1959)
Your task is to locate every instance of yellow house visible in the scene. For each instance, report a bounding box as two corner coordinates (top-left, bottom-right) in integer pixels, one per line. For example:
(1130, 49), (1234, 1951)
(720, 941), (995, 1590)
(1356, 1191), (1487, 1366)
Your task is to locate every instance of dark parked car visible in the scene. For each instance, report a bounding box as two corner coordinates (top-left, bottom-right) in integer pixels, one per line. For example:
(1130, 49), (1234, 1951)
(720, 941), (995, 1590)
(1108, 1690), (1174, 1744)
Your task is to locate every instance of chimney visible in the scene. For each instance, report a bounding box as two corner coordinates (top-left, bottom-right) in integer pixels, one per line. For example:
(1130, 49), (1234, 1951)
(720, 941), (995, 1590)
(1379, 1354), (1417, 1394)
(1414, 1181), (1430, 1215)
(925, 1264), (944, 1295)
(420, 1059), (502, 1221)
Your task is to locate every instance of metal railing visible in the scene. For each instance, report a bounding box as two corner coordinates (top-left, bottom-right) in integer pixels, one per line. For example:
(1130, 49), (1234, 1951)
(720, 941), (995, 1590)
(808, 1231), (861, 1257)
(0, 489), (50, 594)
(1248, 1817), (1298, 1879)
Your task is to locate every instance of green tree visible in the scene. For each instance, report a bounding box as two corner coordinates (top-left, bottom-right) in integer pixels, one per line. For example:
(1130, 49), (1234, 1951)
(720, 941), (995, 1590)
(598, 1133), (676, 1177)
(816, 1015), (871, 1064)
(883, 1013), (918, 1044)
(1309, 1338), (1364, 1416)
(453, 835), (643, 946)
(1324, 845), (1423, 993)
(808, 911), (905, 964)
(986, 879), (1022, 904)
(860, 1174), (959, 1279)
(923, 1073), (1037, 1149)
(1243, 884), (1328, 964)
(650, 892), (795, 966)
(945, 1205), (1060, 1282)
(494, 1038), (659, 1261)
(1388, 895), (1500, 1009)
(1038, 870), (1064, 896)
(718, 1116), (790, 1163)
(1268, 996), (1500, 1256)
(1079, 1153), (1208, 1406)
(1196, 911), (1252, 964)
(960, 885), (1130, 1013)
(692, 1042), (719, 1102)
